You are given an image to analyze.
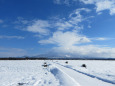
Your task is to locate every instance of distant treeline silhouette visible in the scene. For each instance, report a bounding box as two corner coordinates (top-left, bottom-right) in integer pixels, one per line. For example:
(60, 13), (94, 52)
(0, 57), (115, 60)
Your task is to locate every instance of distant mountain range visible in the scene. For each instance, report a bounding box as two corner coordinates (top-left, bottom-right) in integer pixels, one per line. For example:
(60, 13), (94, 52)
(0, 53), (115, 60)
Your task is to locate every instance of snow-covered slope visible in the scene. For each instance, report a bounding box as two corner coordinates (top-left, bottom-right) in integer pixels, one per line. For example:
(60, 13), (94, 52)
(0, 60), (115, 86)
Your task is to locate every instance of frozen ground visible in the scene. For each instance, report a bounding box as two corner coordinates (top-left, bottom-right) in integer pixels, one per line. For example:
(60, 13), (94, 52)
(0, 60), (115, 86)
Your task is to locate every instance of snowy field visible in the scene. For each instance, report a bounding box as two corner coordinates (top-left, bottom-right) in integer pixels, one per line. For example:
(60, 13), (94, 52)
(0, 60), (115, 86)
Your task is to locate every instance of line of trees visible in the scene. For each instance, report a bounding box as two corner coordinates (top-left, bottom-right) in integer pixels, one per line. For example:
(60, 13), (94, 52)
(0, 57), (115, 60)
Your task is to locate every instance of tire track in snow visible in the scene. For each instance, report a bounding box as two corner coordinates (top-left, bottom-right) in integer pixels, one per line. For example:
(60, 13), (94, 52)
(56, 63), (115, 85)
(50, 64), (81, 86)
(33, 80), (41, 86)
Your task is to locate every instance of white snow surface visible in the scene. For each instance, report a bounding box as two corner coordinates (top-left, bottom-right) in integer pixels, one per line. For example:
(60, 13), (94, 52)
(0, 60), (115, 86)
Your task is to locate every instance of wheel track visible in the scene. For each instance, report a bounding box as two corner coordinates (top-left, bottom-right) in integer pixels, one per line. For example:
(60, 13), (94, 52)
(50, 63), (81, 86)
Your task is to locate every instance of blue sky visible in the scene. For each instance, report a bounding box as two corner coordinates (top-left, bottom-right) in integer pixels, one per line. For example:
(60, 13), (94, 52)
(0, 0), (115, 58)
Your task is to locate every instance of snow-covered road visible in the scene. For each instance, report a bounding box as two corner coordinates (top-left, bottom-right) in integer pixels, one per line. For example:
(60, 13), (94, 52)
(54, 62), (115, 86)
(0, 60), (115, 86)
(50, 65), (81, 86)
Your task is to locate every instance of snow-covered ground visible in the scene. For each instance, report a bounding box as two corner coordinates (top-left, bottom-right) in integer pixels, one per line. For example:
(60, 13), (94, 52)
(0, 60), (115, 86)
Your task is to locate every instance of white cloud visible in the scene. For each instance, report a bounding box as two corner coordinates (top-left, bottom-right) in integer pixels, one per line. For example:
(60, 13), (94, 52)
(53, 0), (115, 15)
(80, 0), (115, 15)
(53, 0), (70, 5)
(69, 8), (91, 24)
(24, 8), (91, 36)
(39, 31), (115, 58)
(72, 8), (91, 14)
(110, 7), (115, 15)
(39, 31), (91, 47)
(0, 47), (27, 57)
(80, 0), (96, 4)
(96, 1), (112, 12)
(91, 37), (113, 41)
(96, 37), (115, 41)
(26, 20), (50, 35)
(0, 35), (25, 39)
(55, 8), (91, 31)
(17, 8), (91, 38)
(55, 21), (73, 30)
(53, 0), (95, 5)
(15, 17), (29, 24)
(0, 19), (3, 23)
(15, 18), (51, 36)
(51, 45), (115, 58)
(97, 12), (102, 15)
(69, 8), (91, 18)
(95, 37), (109, 40)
